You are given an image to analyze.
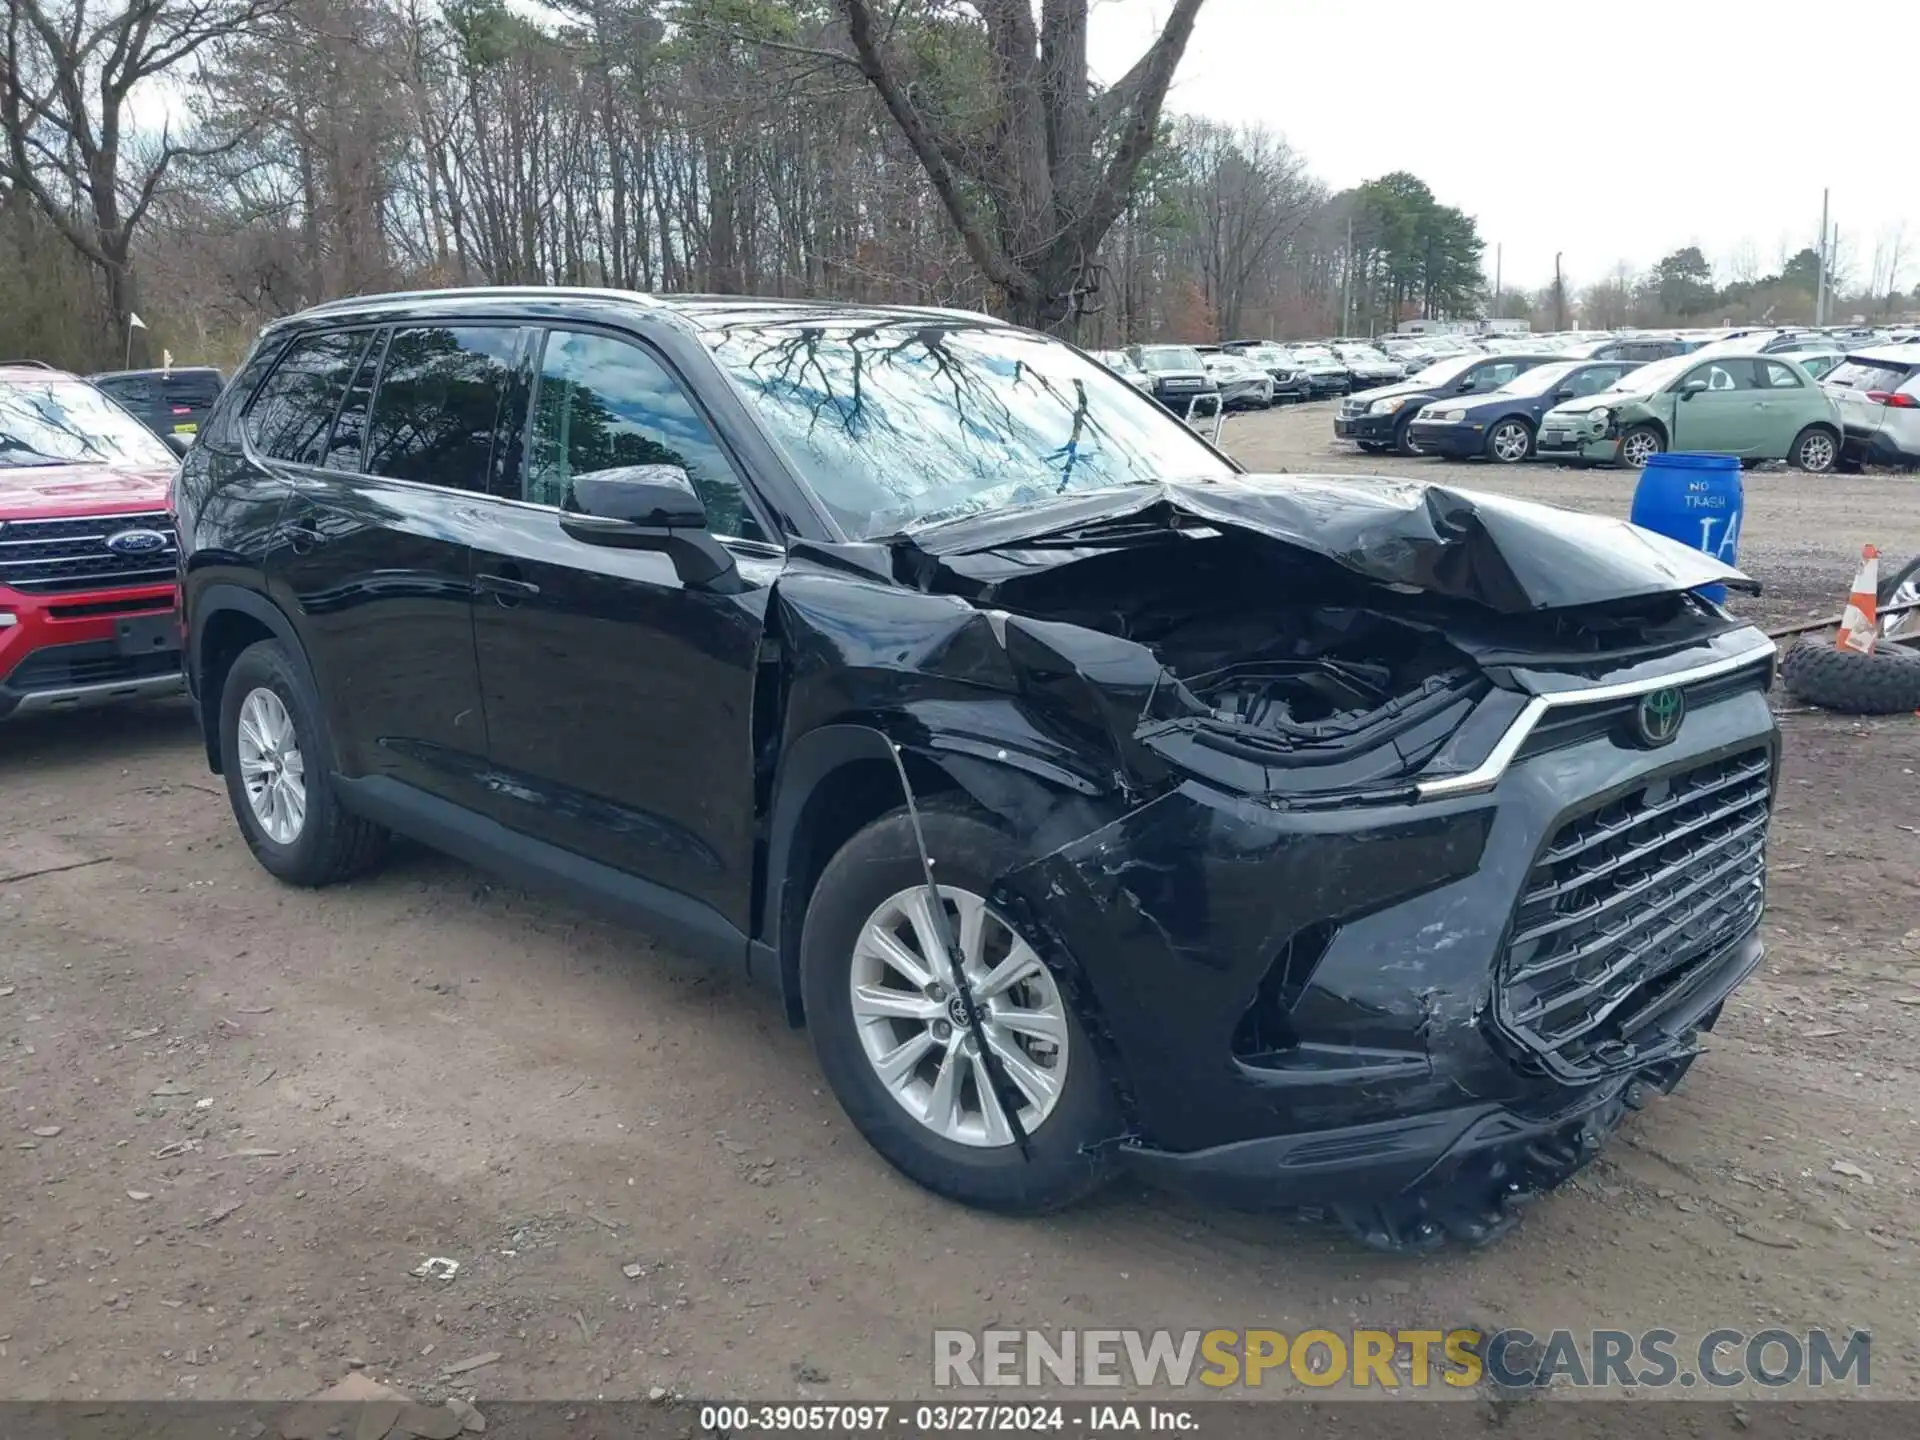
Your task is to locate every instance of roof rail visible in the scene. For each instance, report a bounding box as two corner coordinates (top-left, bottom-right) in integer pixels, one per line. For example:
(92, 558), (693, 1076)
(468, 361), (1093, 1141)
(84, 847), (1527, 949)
(0, 358), (58, 369)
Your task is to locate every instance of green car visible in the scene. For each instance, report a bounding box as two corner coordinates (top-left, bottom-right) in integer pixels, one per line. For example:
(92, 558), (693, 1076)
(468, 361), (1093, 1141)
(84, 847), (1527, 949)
(1535, 352), (1842, 471)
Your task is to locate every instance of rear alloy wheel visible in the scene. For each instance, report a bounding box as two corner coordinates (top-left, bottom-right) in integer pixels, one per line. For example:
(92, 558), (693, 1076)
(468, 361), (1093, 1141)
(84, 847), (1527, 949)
(1790, 426), (1838, 473)
(1485, 418), (1534, 464)
(219, 639), (388, 887)
(1619, 425), (1664, 469)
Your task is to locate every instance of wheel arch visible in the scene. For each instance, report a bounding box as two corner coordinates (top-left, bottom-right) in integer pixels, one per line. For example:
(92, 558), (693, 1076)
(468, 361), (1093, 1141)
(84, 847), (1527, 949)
(189, 584), (313, 775)
(758, 721), (1111, 1030)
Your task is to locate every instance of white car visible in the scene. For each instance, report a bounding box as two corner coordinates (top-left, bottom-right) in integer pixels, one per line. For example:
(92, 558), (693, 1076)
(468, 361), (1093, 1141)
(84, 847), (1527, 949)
(1090, 349), (1155, 393)
(1201, 352), (1276, 410)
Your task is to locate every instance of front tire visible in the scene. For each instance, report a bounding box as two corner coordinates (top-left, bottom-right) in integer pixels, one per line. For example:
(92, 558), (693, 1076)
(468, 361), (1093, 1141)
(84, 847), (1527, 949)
(1485, 417), (1534, 464)
(1392, 414), (1422, 457)
(800, 803), (1119, 1213)
(1618, 424), (1664, 469)
(1790, 425), (1839, 473)
(220, 639), (388, 887)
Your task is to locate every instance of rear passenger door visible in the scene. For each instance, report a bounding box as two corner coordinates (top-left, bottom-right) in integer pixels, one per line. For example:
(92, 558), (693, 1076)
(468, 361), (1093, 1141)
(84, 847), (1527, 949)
(468, 325), (777, 938)
(259, 323), (522, 807)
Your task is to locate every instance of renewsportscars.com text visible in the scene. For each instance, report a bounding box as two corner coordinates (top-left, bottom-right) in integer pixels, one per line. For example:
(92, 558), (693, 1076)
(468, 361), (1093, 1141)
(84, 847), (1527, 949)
(933, 1328), (1871, 1390)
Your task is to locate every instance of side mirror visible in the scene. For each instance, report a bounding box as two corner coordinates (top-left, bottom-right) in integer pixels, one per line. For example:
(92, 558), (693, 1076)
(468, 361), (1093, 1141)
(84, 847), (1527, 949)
(558, 464), (740, 591)
(163, 432), (193, 456)
(1679, 379), (1707, 401)
(1455, 379), (1476, 393)
(1552, 388), (1575, 401)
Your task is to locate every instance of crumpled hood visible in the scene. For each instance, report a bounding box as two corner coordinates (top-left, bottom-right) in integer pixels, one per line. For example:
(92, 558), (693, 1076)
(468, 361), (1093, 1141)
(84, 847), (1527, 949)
(897, 475), (1757, 614)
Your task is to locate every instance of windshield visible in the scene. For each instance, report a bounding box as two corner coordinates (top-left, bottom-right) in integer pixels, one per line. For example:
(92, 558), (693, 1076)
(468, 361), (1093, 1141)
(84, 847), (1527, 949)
(1495, 361), (1581, 397)
(1406, 355), (1480, 387)
(0, 378), (176, 469)
(706, 320), (1235, 539)
(1596, 352), (1694, 394)
(1136, 345), (1204, 373)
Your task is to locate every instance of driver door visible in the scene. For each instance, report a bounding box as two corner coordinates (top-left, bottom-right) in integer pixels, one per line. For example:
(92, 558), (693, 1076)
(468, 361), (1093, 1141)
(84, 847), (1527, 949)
(467, 326), (780, 935)
(1671, 359), (1761, 455)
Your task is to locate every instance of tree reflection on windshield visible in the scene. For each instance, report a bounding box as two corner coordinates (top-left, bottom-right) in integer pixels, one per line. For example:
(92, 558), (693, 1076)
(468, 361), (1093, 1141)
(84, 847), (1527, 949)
(0, 379), (177, 469)
(704, 320), (1233, 539)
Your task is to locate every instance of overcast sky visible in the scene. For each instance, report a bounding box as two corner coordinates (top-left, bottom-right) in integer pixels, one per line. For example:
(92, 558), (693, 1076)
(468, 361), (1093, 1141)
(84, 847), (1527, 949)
(1088, 0), (1920, 294)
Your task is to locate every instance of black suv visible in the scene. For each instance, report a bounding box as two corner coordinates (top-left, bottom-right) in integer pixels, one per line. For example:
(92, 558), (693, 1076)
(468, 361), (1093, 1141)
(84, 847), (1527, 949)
(90, 366), (226, 448)
(176, 289), (1780, 1246)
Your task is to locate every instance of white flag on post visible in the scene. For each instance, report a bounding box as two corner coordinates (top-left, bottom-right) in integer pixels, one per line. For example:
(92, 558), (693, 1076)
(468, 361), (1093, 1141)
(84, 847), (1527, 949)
(128, 312), (148, 330)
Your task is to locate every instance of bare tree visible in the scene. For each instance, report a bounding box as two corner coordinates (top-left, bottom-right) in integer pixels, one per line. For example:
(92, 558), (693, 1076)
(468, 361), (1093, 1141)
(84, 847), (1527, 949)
(833, 0), (1206, 334)
(1, 0), (286, 339)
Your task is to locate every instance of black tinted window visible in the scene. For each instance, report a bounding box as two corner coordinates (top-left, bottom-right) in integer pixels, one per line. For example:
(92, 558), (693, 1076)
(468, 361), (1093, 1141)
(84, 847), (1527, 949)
(364, 326), (517, 491)
(247, 331), (370, 464)
(527, 329), (766, 541)
(162, 372), (224, 407)
(324, 331), (385, 472)
(95, 376), (152, 410)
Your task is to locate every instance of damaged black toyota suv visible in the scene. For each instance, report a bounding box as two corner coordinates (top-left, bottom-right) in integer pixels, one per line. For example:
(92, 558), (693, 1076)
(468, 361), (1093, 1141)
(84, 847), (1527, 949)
(175, 289), (1779, 1249)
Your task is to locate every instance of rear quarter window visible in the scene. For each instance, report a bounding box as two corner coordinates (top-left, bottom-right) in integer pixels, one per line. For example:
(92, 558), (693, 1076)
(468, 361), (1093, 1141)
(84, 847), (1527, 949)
(245, 331), (373, 464)
(162, 373), (225, 408)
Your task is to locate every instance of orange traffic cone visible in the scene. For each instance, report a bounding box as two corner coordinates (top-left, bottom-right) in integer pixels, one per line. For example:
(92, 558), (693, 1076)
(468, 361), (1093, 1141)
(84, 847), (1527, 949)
(1836, 544), (1879, 655)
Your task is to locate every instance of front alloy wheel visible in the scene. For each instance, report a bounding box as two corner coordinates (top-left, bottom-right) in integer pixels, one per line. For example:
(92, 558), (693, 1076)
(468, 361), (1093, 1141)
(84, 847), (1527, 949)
(1792, 427), (1837, 473)
(1619, 426), (1664, 469)
(1487, 419), (1532, 464)
(236, 686), (306, 845)
(851, 885), (1068, 1148)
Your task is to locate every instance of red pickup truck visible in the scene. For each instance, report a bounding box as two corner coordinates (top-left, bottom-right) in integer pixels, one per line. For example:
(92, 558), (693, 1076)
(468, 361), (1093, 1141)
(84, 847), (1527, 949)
(0, 362), (184, 720)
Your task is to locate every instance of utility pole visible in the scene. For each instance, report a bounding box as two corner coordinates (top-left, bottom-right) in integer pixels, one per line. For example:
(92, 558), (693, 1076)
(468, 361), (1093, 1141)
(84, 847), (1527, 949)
(1815, 188), (1830, 326)
(1553, 251), (1565, 331)
(1494, 243), (1502, 318)
(1340, 213), (1354, 336)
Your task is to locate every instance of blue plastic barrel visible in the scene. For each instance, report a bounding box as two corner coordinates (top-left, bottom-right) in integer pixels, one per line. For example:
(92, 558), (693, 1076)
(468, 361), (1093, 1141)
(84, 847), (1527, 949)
(1629, 452), (1744, 604)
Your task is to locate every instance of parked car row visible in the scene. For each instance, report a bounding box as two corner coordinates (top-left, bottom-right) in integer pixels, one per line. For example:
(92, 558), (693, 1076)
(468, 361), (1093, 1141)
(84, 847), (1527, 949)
(1334, 343), (1860, 471)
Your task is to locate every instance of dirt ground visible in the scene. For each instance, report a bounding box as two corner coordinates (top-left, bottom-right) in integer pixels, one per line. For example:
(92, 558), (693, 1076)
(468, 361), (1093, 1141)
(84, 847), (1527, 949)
(4, 401), (1919, 1406)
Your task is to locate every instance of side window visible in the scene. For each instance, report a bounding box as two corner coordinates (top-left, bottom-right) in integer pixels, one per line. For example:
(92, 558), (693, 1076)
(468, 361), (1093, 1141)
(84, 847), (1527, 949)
(1567, 365), (1619, 398)
(1470, 362), (1520, 391)
(323, 331), (386, 472)
(246, 330), (370, 464)
(1684, 360), (1755, 392)
(1761, 361), (1805, 389)
(364, 326), (517, 492)
(526, 329), (768, 543)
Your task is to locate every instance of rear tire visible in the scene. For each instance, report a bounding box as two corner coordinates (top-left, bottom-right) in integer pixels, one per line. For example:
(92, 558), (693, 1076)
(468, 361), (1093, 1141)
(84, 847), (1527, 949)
(800, 802), (1119, 1213)
(220, 639), (388, 887)
(1789, 425), (1839, 473)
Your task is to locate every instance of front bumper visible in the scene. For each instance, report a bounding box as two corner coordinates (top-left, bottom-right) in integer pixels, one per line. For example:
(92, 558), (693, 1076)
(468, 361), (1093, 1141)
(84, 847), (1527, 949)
(997, 640), (1778, 1218)
(1536, 417), (1619, 464)
(1332, 407), (1400, 441)
(1406, 420), (1485, 457)
(0, 582), (182, 720)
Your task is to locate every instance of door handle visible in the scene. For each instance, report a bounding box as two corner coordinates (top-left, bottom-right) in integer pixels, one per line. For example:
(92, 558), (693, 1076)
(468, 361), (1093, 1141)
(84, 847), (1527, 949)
(475, 570), (540, 606)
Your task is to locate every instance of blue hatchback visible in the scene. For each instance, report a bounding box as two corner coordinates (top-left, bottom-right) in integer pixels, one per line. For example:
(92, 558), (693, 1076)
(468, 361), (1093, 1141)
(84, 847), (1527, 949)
(1408, 358), (1645, 463)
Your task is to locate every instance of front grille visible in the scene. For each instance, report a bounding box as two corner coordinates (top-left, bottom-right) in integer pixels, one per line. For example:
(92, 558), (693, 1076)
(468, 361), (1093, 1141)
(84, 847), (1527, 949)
(1493, 748), (1771, 1082)
(1515, 659), (1773, 761)
(0, 511), (179, 594)
(4, 638), (181, 693)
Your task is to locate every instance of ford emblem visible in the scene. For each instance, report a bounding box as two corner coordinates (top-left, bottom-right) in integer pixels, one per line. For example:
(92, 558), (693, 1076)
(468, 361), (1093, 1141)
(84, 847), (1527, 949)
(105, 528), (168, 556)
